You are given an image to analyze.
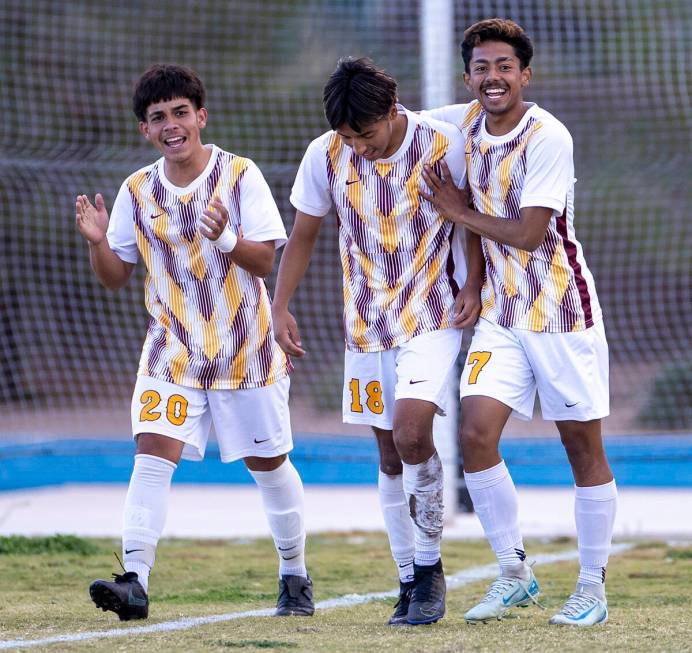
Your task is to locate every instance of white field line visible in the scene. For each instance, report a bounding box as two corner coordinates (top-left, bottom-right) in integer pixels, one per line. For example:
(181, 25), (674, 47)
(0, 543), (633, 650)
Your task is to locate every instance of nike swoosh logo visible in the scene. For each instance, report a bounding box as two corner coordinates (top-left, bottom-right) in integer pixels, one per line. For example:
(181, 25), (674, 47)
(419, 604), (442, 616)
(277, 546), (295, 551)
(409, 379), (428, 385)
(502, 587), (525, 605)
(281, 554), (300, 560)
(345, 179), (359, 185)
(398, 563), (411, 568)
(575, 604), (598, 620)
(564, 402), (579, 407)
(150, 212), (165, 219)
(124, 548), (144, 555)
(253, 437), (270, 444)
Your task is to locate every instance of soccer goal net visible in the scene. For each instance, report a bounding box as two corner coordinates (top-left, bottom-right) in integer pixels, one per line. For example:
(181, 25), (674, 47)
(1, 0), (690, 442)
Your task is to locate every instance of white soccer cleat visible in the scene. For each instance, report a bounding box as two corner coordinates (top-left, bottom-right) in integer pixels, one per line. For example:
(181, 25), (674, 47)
(464, 565), (541, 623)
(549, 584), (608, 627)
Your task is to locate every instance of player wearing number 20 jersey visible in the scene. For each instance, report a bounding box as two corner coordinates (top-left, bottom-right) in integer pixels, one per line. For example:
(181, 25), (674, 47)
(77, 64), (313, 623)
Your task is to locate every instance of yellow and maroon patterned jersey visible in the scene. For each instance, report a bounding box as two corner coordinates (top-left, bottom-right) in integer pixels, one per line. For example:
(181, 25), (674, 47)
(291, 108), (467, 352)
(107, 145), (290, 389)
(426, 101), (602, 333)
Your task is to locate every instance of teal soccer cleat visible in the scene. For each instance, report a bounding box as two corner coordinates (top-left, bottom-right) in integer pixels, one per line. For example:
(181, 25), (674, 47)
(464, 564), (541, 623)
(549, 584), (608, 626)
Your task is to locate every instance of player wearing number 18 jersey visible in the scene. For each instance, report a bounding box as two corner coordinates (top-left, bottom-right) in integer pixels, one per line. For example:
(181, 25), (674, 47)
(76, 64), (313, 621)
(273, 57), (484, 626)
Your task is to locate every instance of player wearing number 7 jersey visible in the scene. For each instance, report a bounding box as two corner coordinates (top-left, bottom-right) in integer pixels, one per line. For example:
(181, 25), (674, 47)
(422, 19), (617, 626)
(272, 57), (484, 626)
(75, 64), (313, 621)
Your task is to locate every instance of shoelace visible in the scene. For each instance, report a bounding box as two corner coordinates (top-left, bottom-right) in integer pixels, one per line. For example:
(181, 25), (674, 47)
(393, 587), (413, 609)
(481, 576), (518, 602)
(109, 551), (129, 581)
(558, 592), (601, 618)
(482, 575), (544, 610)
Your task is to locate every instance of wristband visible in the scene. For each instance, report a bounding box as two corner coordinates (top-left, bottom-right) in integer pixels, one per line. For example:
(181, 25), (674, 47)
(212, 226), (238, 253)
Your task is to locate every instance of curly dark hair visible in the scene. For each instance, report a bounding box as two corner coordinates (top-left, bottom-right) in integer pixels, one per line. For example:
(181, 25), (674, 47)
(132, 64), (206, 122)
(461, 19), (534, 73)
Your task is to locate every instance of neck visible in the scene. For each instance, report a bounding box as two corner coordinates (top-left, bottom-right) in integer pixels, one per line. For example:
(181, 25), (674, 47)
(163, 144), (212, 187)
(484, 101), (529, 136)
(382, 113), (408, 158)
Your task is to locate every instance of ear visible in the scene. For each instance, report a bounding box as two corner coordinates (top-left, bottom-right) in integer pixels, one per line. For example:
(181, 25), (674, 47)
(388, 103), (398, 121)
(197, 107), (208, 129)
(521, 66), (532, 87)
(463, 72), (472, 92)
(139, 121), (150, 141)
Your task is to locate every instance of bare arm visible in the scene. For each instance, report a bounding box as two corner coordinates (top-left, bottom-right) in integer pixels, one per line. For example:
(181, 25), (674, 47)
(271, 211), (323, 357)
(75, 194), (135, 290)
(227, 238), (276, 278)
(422, 161), (553, 252)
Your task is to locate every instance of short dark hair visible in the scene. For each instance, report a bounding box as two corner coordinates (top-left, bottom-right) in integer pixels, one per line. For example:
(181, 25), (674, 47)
(461, 19), (534, 73)
(132, 64), (206, 122)
(322, 57), (397, 132)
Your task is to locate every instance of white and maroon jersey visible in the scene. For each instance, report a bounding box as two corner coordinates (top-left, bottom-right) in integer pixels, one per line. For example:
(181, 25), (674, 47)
(425, 101), (602, 333)
(290, 107), (467, 353)
(107, 145), (290, 389)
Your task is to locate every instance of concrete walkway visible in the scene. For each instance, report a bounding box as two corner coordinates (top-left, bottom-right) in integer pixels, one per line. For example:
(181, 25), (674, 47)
(1, 484), (690, 540)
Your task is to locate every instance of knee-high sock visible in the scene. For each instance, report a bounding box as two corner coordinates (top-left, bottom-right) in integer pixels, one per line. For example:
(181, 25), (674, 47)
(249, 458), (307, 578)
(122, 453), (177, 591)
(402, 452), (444, 566)
(378, 471), (415, 582)
(575, 480), (617, 587)
(464, 460), (526, 573)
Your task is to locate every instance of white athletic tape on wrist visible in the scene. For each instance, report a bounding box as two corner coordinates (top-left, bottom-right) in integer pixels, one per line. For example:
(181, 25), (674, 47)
(212, 226), (238, 253)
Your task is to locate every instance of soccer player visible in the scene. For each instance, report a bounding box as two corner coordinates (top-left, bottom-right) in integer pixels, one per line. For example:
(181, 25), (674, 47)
(272, 57), (484, 626)
(75, 64), (313, 621)
(421, 19), (617, 627)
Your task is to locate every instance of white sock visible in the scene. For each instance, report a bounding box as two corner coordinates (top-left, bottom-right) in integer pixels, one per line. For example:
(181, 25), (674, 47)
(378, 471), (415, 583)
(122, 453), (177, 592)
(402, 452), (444, 567)
(464, 460), (526, 575)
(249, 459), (307, 578)
(575, 479), (617, 588)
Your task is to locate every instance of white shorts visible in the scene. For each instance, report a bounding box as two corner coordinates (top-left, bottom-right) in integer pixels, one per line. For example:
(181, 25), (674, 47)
(130, 375), (293, 462)
(460, 318), (609, 422)
(343, 328), (463, 430)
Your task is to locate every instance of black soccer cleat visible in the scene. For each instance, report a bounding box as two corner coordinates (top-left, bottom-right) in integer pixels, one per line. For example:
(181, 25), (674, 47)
(89, 571), (149, 621)
(406, 559), (446, 625)
(275, 574), (315, 616)
(388, 579), (416, 626)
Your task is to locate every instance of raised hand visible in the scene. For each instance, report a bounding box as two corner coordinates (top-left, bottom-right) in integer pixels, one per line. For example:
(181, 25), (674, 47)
(76, 193), (110, 245)
(199, 196), (229, 241)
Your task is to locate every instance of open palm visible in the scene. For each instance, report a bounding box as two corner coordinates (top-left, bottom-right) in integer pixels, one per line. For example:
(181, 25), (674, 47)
(75, 193), (110, 245)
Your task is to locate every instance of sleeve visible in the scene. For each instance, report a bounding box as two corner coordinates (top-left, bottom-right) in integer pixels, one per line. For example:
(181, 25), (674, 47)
(441, 125), (466, 188)
(237, 160), (288, 249)
(420, 103), (470, 128)
(106, 180), (139, 264)
(520, 122), (574, 216)
(289, 138), (333, 217)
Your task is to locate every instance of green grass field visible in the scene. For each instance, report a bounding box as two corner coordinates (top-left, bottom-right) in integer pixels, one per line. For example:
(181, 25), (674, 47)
(0, 534), (690, 652)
